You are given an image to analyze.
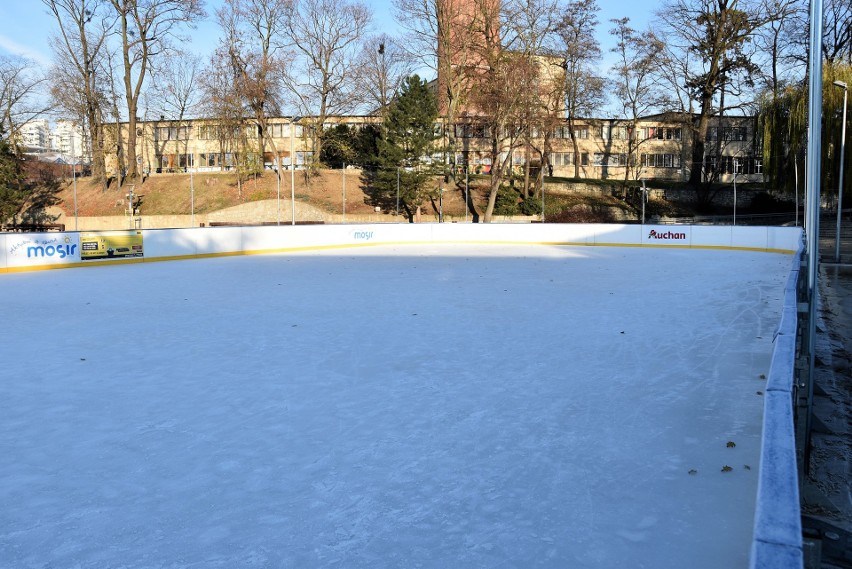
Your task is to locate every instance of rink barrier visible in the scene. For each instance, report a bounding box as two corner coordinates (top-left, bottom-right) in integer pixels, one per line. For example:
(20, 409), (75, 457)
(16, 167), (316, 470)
(749, 241), (804, 569)
(0, 223), (804, 273)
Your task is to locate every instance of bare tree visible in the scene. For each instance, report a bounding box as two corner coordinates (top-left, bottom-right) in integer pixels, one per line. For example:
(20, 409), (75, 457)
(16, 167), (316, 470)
(657, 0), (768, 185)
(216, 0), (290, 174)
(43, 0), (112, 180)
(556, 0), (604, 178)
(147, 50), (202, 120)
(823, 0), (852, 64)
(352, 33), (413, 115)
(108, 0), (205, 180)
(503, 0), (564, 199)
(0, 55), (51, 151)
(609, 18), (666, 182)
(458, 0), (531, 222)
(199, 46), (249, 188)
(283, 0), (371, 162)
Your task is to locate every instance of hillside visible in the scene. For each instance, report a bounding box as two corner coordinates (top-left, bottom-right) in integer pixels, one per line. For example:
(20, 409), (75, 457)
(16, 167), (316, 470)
(56, 169), (475, 219)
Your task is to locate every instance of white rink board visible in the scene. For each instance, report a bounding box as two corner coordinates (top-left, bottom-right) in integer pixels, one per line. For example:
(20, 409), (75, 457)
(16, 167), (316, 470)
(2, 224), (802, 273)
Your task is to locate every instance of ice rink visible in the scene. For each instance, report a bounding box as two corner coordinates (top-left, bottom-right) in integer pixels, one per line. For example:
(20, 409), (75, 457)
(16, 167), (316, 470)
(0, 244), (794, 568)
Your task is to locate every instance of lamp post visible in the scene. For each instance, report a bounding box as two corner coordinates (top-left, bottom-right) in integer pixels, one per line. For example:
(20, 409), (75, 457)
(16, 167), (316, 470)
(290, 116), (302, 225)
(190, 152), (195, 227)
(276, 153), (281, 225)
(833, 80), (848, 263)
(640, 178), (647, 225)
(733, 166), (737, 226)
(70, 137), (78, 231)
(342, 163), (346, 223)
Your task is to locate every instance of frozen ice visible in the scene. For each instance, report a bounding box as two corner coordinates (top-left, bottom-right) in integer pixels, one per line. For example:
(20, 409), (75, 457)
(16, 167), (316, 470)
(0, 244), (792, 568)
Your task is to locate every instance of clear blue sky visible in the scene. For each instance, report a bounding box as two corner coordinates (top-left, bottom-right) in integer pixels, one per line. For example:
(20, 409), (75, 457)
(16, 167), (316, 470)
(1, 0), (653, 74)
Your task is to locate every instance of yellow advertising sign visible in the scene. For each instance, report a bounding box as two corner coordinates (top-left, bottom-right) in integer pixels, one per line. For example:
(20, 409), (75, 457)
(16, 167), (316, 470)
(80, 231), (144, 261)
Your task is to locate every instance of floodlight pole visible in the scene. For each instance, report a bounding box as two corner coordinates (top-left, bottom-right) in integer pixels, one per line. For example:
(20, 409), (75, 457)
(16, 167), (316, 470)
(833, 80), (847, 263)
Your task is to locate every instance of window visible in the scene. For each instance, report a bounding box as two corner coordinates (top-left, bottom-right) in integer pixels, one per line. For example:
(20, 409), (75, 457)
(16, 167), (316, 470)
(641, 153), (682, 168)
(593, 153), (627, 166)
(709, 126), (747, 141)
(643, 126), (682, 140)
(601, 125), (628, 140)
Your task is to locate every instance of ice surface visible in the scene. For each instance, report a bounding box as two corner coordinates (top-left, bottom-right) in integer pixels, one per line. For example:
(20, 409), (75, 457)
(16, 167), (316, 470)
(0, 244), (792, 568)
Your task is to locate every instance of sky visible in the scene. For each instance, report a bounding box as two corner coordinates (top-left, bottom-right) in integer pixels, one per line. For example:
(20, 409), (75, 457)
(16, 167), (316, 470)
(0, 0), (654, 76)
(0, 243), (792, 568)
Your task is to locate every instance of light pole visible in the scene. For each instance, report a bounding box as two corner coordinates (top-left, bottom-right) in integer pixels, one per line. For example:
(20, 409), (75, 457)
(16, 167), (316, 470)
(70, 137), (78, 231)
(733, 165), (737, 226)
(342, 163), (346, 223)
(833, 80), (848, 263)
(190, 152), (195, 227)
(396, 167), (400, 219)
(640, 178), (647, 225)
(290, 116), (302, 225)
(465, 165), (469, 223)
(276, 153), (281, 225)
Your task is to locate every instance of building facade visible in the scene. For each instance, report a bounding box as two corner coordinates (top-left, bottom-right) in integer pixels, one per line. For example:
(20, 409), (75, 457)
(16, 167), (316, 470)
(105, 112), (762, 185)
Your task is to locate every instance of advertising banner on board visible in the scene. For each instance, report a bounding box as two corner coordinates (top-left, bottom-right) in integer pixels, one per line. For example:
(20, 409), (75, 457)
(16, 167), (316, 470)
(5, 233), (81, 268)
(80, 231), (144, 261)
(642, 226), (691, 245)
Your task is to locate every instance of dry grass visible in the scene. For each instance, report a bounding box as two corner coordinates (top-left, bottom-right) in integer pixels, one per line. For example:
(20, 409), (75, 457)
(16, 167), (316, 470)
(56, 169), (481, 218)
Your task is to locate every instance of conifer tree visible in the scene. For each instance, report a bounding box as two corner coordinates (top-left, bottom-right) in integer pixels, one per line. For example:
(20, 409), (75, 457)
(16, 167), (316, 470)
(370, 74), (438, 222)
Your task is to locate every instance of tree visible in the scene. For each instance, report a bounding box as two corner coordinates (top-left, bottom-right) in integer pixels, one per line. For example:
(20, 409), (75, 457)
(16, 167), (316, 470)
(751, 0), (804, 187)
(43, 0), (111, 181)
(556, 0), (605, 178)
(822, 0), (852, 64)
(352, 34), (413, 115)
(216, 0), (290, 174)
(368, 74), (438, 222)
(609, 18), (667, 182)
(503, 0), (564, 199)
(657, 0), (767, 185)
(0, 138), (63, 227)
(0, 55), (51, 151)
(283, 0), (371, 162)
(108, 0), (205, 180)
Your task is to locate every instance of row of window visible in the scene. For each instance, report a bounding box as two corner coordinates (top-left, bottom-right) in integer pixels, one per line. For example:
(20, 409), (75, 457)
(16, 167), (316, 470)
(549, 152), (681, 169)
(156, 124), (310, 141)
(153, 151), (315, 170)
(152, 122), (746, 146)
(452, 124), (687, 142)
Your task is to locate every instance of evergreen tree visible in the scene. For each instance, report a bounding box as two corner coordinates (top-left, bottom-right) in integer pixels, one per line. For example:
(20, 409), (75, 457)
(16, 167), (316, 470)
(0, 137), (63, 227)
(369, 74), (438, 222)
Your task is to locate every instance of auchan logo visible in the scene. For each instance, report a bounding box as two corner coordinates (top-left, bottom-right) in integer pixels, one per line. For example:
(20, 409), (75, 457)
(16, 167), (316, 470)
(648, 229), (686, 240)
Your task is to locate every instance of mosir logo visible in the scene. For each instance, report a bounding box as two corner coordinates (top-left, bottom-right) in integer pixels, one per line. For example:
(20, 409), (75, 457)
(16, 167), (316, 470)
(27, 243), (78, 258)
(648, 229), (686, 240)
(353, 230), (374, 241)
